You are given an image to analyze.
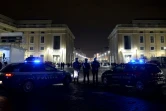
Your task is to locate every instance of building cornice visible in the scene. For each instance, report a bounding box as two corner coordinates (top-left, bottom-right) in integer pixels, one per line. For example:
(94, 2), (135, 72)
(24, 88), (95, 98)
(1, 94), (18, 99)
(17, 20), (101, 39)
(0, 22), (17, 30)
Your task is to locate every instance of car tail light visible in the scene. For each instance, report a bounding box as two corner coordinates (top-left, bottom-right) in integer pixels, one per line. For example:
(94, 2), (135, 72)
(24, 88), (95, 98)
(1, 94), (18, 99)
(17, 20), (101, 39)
(5, 73), (13, 77)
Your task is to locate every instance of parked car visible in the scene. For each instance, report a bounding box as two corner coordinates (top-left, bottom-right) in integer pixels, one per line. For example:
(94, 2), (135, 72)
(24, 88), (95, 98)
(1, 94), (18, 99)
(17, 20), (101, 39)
(101, 63), (165, 92)
(0, 61), (72, 92)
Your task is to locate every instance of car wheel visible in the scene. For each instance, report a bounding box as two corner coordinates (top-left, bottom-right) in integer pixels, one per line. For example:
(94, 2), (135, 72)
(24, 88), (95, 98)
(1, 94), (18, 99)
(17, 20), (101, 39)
(102, 77), (108, 86)
(135, 81), (144, 92)
(63, 77), (71, 87)
(23, 81), (34, 93)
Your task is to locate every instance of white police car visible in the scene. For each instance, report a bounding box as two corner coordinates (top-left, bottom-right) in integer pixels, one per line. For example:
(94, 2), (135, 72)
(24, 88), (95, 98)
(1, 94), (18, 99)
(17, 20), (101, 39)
(0, 60), (72, 92)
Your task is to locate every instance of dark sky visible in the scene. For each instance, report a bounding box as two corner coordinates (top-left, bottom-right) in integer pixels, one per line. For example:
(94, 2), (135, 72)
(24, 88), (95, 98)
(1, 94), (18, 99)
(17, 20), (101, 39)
(1, 0), (166, 57)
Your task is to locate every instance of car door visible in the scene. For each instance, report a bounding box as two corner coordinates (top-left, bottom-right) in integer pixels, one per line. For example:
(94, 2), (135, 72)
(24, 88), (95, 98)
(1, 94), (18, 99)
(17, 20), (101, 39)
(122, 64), (135, 85)
(19, 64), (48, 87)
(111, 65), (124, 84)
(43, 64), (61, 84)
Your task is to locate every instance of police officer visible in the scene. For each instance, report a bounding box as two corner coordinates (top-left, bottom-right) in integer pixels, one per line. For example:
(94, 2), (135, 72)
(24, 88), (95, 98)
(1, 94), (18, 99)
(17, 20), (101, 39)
(73, 58), (81, 83)
(91, 57), (100, 85)
(83, 58), (90, 84)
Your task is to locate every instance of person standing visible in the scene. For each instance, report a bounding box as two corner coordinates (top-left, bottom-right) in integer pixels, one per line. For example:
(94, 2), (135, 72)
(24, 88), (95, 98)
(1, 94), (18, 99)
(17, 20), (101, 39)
(60, 62), (63, 70)
(82, 58), (90, 84)
(3, 58), (7, 66)
(0, 62), (2, 69)
(73, 58), (81, 83)
(91, 57), (100, 85)
(62, 62), (65, 70)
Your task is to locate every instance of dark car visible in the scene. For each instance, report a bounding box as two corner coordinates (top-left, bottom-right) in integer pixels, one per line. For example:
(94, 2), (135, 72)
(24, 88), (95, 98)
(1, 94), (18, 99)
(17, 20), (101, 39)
(147, 60), (161, 67)
(0, 62), (72, 92)
(101, 63), (165, 92)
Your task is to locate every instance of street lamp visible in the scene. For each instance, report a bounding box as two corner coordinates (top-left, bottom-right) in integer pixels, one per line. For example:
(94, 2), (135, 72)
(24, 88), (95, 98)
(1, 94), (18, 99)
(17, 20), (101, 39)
(61, 48), (64, 62)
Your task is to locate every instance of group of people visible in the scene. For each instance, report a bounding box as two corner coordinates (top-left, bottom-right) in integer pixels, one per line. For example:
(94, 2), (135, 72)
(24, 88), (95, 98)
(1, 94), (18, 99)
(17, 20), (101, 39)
(73, 57), (100, 85)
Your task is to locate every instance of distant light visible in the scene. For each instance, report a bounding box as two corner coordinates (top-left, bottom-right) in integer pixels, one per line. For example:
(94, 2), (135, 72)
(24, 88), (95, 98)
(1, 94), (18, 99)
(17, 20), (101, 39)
(24, 61), (27, 62)
(34, 60), (40, 63)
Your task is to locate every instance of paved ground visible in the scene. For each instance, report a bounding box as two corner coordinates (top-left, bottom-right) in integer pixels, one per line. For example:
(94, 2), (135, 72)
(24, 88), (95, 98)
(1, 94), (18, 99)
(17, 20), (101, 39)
(0, 67), (166, 111)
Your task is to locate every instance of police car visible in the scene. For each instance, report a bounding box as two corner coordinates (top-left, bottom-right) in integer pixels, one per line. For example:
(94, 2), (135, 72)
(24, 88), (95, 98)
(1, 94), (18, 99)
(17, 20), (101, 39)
(0, 59), (72, 92)
(101, 60), (165, 92)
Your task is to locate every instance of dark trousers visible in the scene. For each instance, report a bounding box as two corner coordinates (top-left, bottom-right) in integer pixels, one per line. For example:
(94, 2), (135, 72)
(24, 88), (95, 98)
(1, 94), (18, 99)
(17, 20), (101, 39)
(83, 71), (89, 84)
(92, 70), (98, 84)
(61, 66), (64, 70)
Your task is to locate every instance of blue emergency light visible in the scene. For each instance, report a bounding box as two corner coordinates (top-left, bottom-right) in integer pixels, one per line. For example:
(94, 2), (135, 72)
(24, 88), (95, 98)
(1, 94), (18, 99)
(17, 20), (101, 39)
(24, 59), (41, 63)
(139, 59), (144, 63)
(131, 60), (135, 63)
(34, 60), (40, 63)
(129, 59), (145, 64)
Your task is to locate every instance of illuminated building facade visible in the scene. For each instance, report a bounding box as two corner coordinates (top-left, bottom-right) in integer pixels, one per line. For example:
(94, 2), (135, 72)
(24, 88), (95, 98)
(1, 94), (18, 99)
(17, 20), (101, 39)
(108, 20), (166, 63)
(0, 14), (75, 63)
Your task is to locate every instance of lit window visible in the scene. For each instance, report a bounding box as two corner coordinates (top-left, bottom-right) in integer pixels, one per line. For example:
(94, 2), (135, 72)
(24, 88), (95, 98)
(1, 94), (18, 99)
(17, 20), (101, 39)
(161, 36), (164, 43)
(140, 47), (144, 50)
(30, 47), (34, 50)
(150, 36), (154, 43)
(161, 47), (164, 50)
(41, 36), (44, 43)
(140, 36), (144, 43)
(40, 47), (44, 50)
(30, 36), (34, 43)
(151, 47), (155, 50)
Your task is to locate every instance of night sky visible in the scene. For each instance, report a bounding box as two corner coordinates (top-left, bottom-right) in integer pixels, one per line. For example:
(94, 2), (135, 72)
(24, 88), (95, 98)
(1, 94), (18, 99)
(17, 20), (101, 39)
(1, 0), (166, 57)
